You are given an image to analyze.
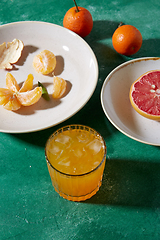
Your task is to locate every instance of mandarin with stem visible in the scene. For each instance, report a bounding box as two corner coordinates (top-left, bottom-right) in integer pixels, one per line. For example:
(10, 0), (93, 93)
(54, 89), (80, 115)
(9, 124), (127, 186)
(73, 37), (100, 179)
(63, 0), (93, 38)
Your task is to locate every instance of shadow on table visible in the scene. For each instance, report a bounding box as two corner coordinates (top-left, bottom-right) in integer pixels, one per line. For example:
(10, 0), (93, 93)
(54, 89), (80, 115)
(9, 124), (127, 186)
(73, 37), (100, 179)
(85, 20), (160, 73)
(86, 157), (160, 208)
(85, 20), (127, 78)
(9, 103), (114, 148)
(135, 38), (160, 58)
(86, 20), (120, 41)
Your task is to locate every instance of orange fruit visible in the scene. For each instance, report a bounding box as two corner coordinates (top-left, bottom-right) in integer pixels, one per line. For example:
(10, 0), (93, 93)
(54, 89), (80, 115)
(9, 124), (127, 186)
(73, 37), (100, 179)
(0, 73), (42, 111)
(112, 24), (142, 56)
(33, 50), (56, 75)
(52, 76), (67, 99)
(129, 70), (160, 120)
(63, 5), (93, 38)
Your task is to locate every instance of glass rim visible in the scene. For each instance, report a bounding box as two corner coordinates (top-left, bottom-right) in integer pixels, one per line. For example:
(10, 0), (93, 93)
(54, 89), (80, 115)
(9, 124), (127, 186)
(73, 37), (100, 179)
(45, 124), (107, 177)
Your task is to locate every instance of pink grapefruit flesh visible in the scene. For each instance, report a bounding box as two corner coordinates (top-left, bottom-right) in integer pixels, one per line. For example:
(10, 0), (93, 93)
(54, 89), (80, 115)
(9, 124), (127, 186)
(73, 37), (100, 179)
(129, 70), (160, 120)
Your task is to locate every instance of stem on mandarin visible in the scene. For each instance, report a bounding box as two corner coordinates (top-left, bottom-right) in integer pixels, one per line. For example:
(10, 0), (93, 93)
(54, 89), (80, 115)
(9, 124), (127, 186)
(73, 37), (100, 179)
(73, 0), (79, 12)
(118, 22), (124, 27)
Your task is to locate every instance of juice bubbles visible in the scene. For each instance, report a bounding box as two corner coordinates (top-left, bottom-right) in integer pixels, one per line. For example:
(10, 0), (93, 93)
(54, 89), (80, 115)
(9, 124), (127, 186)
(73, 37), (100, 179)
(45, 125), (106, 201)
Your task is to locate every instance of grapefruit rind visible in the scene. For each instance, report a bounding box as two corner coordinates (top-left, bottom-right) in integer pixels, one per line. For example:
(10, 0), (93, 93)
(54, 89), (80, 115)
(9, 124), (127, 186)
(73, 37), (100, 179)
(129, 70), (160, 121)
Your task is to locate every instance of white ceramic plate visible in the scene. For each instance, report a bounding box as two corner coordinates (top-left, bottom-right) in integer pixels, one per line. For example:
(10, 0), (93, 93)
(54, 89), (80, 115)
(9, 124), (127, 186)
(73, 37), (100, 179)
(0, 21), (98, 133)
(101, 57), (160, 146)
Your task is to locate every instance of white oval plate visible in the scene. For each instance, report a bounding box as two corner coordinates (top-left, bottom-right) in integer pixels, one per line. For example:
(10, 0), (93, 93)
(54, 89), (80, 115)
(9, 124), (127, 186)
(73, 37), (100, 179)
(0, 21), (98, 133)
(101, 57), (160, 146)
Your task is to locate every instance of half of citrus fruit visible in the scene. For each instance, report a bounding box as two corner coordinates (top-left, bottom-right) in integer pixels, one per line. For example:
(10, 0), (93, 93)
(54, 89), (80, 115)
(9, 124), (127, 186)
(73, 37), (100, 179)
(129, 70), (160, 120)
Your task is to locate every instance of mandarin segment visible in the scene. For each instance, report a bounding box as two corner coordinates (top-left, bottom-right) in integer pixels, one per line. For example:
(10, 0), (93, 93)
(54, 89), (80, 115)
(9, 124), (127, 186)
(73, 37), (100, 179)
(52, 76), (67, 99)
(0, 88), (21, 111)
(17, 87), (42, 106)
(3, 95), (21, 111)
(0, 88), (13, 105)
(6, 72), (20, 92)
(19, 74), (34, 92)
(33, 50), (56, 75)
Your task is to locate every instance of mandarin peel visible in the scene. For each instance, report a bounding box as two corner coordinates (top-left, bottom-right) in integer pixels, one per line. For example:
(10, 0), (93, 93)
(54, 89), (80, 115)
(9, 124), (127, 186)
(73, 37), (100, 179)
(0, 39), (24, 69)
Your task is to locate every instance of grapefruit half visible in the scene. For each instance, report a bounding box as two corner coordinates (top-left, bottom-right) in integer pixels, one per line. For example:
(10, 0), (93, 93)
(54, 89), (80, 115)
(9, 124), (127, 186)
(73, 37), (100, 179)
(129, 70), (160, 120)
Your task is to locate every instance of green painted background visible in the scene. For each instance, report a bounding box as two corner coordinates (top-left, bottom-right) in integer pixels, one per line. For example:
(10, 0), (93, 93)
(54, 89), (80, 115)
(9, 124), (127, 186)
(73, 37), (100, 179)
(0, 0), (160, 239)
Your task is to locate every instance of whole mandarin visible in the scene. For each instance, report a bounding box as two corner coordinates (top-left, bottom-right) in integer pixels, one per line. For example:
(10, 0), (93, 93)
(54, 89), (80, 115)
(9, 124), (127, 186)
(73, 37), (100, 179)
(63, 6), (93, 38)
(112, 24), (142, 56)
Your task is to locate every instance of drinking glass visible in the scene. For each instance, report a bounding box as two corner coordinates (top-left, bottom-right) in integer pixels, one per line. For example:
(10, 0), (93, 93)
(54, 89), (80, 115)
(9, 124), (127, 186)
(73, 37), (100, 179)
(45, 125), (106, 201)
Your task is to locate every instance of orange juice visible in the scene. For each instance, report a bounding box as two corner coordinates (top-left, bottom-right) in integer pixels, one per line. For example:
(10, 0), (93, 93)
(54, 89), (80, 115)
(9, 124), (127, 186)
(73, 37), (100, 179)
(45, 125), (106, 201)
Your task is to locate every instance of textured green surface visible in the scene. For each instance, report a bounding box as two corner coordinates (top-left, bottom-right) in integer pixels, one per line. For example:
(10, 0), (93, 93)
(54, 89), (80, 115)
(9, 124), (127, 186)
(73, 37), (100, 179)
(1, 0), (160, 239)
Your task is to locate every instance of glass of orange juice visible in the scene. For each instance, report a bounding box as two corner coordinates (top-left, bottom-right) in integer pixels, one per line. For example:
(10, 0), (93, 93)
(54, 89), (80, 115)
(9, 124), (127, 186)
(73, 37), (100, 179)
(45, 125), (106, 201)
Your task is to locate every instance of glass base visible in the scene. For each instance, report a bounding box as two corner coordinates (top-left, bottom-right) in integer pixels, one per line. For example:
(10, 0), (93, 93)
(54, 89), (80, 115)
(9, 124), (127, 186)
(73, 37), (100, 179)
(53, 181), (102, 202)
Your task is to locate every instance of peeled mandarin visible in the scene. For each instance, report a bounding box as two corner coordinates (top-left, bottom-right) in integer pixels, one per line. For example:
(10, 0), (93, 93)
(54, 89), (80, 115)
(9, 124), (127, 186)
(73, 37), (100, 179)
(33, 50), (56, 75)
(0, 73), (42, 111)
